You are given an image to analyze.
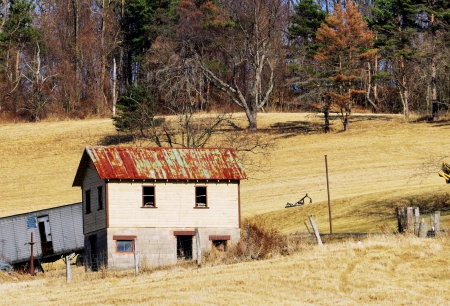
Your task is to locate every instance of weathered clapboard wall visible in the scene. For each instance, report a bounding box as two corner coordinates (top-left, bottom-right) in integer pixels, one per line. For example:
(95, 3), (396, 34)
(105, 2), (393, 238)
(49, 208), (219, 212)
(107, 180), (240, 228)
(0, 203), (83, 265)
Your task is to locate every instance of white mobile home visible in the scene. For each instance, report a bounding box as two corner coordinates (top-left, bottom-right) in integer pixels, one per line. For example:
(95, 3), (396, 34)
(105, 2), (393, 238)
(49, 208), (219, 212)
(73, 146), (247, 270)
(0, 203), (84, 266)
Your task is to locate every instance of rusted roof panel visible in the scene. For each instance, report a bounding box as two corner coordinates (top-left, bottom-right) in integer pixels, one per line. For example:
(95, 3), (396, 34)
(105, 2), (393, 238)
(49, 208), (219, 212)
(73, 146), (247, 186)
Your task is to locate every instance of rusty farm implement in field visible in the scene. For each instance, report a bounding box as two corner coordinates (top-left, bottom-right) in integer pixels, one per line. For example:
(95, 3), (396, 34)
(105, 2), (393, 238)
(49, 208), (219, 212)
(285, 193), (312, 208)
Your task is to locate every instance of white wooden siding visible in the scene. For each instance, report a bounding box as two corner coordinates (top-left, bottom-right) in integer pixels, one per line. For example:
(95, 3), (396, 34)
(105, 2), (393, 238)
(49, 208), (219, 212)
(107, 181), (239, 228)
(82, 162), (107, 234)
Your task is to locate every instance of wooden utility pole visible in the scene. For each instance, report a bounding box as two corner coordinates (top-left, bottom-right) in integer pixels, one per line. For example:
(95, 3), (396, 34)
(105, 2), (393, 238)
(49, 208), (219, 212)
(325, 155), (333, 234)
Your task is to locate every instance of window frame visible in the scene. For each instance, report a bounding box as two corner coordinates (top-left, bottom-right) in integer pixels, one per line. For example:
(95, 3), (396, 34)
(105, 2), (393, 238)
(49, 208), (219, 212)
(113, 235), (136, 254)
(116, 240), (134, 253)
(209, 235), (230, 252)
(211, 239), (228, 252)
(142, 186), (156, 208)
(85, 190), (91, 214)
(194, 186), (208, 208)
(97, 186), (103, 210)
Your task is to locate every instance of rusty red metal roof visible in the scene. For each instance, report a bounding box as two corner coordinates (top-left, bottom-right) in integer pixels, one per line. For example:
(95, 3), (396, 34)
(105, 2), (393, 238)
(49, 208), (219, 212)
(73, 146), (247, 186)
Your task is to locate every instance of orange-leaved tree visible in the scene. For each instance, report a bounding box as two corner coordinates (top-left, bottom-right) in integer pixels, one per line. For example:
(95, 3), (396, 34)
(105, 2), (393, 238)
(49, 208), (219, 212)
(314, 0), (376, 131)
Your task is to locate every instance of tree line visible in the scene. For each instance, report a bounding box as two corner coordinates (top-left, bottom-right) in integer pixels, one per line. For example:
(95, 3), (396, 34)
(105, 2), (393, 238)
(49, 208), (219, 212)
(0, 0), (449, 132)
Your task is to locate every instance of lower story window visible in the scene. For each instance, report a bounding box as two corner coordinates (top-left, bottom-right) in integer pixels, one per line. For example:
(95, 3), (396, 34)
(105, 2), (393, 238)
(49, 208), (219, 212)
(176, 236), (193, 260)
(117, 240), (133, 253)
(209, 235), (230, 252)
(212, 240), (227, 251)
(113, 235), (136, 253)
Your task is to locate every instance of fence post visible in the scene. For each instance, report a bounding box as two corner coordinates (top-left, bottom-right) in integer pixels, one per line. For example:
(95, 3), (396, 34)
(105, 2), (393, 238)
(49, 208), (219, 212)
(414, 207), (420, 223)
(309, 216), (323, 246)
(195, 228), (202, 267)
(66, 254), (72, 283)
(434, 211), (441, 237)
(134, 238), (139, 276)
(419, 219), (428, 238)
(406, 207), (414, 232)
(396, 207), (405, 233)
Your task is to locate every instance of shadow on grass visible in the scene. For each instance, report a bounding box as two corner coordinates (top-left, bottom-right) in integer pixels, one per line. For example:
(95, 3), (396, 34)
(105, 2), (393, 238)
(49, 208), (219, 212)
(97, 113), (403, 144)
(425, 119), (450, 128)
(99, 134), (135, 146)
(269, 120), (324, 138)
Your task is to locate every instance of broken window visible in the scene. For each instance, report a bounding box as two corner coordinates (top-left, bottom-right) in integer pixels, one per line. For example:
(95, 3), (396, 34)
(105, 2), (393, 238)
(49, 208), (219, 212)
(85, 190), (91, 214)
(212, 240), (228, 252)
(195, 186), (207, 207)
(97, 186), (103, 210)
(143, 186), (156, 207)
(177, 236), (193, 260)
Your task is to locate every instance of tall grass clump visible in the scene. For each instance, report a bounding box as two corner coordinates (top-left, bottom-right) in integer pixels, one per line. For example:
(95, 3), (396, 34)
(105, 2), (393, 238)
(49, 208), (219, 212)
(204, 216), (305, 266)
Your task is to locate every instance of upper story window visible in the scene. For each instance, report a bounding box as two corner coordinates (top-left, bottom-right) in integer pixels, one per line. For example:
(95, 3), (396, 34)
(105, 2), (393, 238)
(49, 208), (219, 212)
(195, 186), (207, 207)
(85, 190), (91, 214)
(97, 186), (103, 210)
(142, 186), (156, 207)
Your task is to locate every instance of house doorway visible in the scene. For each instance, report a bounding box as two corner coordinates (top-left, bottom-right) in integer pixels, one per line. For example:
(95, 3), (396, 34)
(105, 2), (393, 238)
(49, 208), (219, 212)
(37, 215), (54, 256)
(176, 236), (192, 260)
(89, 235), (98, 271)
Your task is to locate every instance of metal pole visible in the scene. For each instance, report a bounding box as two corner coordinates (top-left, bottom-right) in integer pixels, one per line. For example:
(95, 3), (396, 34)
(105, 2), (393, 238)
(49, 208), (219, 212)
(29, 232), (35, 276)
(325, 155), (333, 234)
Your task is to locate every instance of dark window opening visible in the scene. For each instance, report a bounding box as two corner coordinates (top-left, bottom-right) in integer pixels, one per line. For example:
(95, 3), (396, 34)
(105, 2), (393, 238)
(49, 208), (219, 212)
(117, 240), (133, 253)
(85, 190), (91, 214)
(195, 186), (207, 207)
(143, 186), (155, 207)
(212, 240), (227, 252)
(177, 236), (193, 260)
(97, 186), (103, 210)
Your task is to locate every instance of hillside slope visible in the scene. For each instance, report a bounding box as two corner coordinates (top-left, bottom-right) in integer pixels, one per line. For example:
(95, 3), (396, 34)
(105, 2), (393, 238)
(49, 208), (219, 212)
(0, 113), (448, 233)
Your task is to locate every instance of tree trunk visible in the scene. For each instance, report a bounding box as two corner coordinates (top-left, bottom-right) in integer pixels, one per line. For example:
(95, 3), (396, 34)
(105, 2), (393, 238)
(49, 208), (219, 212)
(245, 108), (258, 131)
(431, 51), (438, 121)
(399, 56), (409, 121)
(100, 0), (107, 111)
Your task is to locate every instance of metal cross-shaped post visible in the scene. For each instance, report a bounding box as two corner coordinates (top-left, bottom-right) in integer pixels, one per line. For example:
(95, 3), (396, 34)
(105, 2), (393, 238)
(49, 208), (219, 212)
(28, 232), (36, 276)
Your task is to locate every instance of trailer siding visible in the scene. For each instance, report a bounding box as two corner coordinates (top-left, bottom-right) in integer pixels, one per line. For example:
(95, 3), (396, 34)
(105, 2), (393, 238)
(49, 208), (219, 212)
(0, 203), (83, 265)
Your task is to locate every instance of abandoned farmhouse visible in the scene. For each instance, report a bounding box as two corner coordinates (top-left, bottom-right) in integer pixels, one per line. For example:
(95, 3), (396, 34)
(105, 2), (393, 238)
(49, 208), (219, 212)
(72, 146), (247, 270)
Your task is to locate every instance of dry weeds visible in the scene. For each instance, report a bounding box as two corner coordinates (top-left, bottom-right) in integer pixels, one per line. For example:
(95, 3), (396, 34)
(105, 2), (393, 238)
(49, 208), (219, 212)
(1, 234), (449, 305)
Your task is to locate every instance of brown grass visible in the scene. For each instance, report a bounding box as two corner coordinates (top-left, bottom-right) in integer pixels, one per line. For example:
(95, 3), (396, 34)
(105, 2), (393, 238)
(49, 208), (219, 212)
(1, 112), (450, 304)
(1, 234), (450, 305)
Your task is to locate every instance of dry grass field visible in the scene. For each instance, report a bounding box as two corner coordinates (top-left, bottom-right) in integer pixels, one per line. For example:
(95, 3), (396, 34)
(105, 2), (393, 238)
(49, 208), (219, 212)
(0, 112), (450, 305)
